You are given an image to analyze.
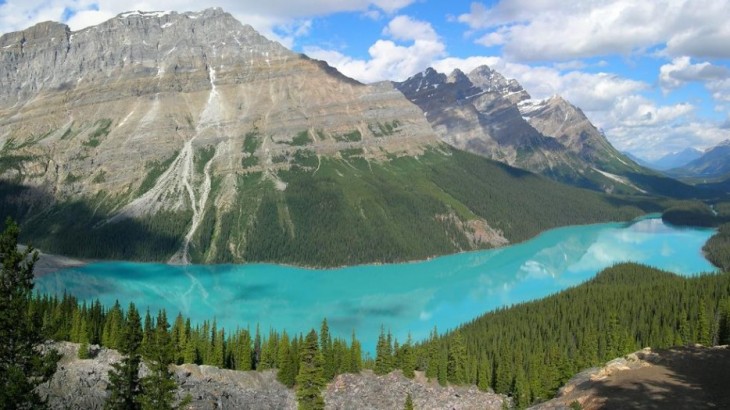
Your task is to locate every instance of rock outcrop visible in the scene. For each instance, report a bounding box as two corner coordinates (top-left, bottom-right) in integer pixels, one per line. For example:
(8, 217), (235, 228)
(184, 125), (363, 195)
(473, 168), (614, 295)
(37, 342), (506, 410)
(531, 345), (730, 410)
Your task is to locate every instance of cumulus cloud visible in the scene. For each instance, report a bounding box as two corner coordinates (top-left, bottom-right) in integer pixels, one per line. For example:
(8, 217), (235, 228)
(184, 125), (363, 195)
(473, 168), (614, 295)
(659, 57), (730, 91)
(457, 0), (730, 61)
(305, 15), (445, 83)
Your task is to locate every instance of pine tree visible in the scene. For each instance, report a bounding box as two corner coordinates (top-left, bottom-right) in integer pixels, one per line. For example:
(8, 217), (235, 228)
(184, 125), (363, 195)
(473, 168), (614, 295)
(106, 303), (143, 410)
(374, 327), (393, 375)
(349, 330), (362, 373)
(320, 319), (334, 380)
(447, 332), (467, 384)
(401, 334), (416, 379)
(138, 310), (179, 410)
(296, 330), (325, 410)
(425, 327), (439, 381)
(0, 218), (59, 408)
(697, 301), (711, 345)
(277, 332), (296, 387)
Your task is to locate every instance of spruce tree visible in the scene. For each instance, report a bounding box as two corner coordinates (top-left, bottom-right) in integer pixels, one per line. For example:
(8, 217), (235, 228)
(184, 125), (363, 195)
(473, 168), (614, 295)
(374, 327), (392, 375)
(106, 303), (143, 410)
(0, 218), (59, 408)
(296, 330), (325, 410)
(401, 334), (416, 379)
(277, 332), (296, 387)
(349, 330), (362, 373)
(138, 310), (178, 410)
(320, 319), (334, 380)
(447, 332), (467, 384)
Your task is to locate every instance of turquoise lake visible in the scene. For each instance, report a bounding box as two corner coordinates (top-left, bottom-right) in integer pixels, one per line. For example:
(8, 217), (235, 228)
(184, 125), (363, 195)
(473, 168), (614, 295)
(36, 217), (717, 353)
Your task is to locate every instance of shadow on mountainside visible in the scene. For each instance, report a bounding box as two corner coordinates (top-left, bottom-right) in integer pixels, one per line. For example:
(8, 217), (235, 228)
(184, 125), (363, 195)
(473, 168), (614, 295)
(0, 180), (188, 262)
(585, 346), (730, 409)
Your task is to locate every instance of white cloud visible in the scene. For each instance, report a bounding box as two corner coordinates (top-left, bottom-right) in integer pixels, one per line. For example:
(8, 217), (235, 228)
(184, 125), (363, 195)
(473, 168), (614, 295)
(305, 15), (445, 83)
(457, 0), (730, 61)
(382, 15), (438, 42)
(659, 57), (730, 92)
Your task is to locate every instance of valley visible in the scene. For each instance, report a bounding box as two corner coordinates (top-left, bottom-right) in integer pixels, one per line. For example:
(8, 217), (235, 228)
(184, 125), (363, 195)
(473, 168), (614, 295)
(1, 5), (729, 410)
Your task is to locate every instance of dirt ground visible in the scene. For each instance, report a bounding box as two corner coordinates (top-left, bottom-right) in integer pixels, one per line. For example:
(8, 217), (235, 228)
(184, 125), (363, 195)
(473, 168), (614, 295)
(534, 345), (730, 409)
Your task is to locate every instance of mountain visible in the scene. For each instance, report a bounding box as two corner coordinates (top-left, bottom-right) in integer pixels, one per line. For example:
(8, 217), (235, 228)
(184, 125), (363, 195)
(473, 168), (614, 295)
(0, 9), (650, 265)
(668, 140), (730, 180)
(394, 66), (696, 196)
(651, 147), (703, 171)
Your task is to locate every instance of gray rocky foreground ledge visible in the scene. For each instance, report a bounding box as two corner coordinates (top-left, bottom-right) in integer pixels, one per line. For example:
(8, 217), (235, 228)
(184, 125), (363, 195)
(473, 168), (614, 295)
(38, 342), (507, 409)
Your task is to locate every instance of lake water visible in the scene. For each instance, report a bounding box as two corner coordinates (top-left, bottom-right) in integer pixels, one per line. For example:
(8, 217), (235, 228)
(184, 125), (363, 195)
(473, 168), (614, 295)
(36, 217), (717, 352)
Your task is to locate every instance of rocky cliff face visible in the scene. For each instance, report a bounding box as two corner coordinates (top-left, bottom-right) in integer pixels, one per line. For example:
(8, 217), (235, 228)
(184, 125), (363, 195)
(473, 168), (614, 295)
(395, 66), (650, 193)
(38, 342), (506, 410)
(0, 9), (442, 263)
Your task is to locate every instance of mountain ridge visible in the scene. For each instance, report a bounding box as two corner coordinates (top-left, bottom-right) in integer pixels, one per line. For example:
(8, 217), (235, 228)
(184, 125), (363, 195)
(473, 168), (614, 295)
(0, 9), (665, 265)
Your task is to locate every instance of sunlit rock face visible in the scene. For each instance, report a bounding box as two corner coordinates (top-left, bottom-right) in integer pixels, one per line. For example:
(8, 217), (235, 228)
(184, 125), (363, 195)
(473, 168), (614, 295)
(0, 8), (440, 263)
(0, 8), (437, 203)
(395, 65), (646, 192)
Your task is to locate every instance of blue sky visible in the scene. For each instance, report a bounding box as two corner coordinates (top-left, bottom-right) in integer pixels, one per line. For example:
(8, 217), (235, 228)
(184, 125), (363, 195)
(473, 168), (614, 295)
(1, 0), (728, 160)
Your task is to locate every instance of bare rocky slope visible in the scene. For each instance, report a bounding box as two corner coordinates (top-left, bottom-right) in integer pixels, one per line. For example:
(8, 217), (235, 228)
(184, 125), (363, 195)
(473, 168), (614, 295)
(531, 345), (730, 410)
(39, 342), (507, 410)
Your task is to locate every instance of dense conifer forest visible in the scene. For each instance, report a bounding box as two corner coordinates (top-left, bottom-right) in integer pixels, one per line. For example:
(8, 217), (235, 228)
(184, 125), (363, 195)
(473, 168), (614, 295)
(0, 146), (657, 266)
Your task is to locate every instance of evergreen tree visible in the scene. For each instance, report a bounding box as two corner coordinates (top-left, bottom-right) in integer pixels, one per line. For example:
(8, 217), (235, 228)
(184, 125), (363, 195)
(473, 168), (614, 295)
(697, 300), (711, 345)
(447, 332), (467, 384)
(296, 330), (325, 410)
(320, 319), (334, 380)
(349, 330), (362, 374)
(401, 334), (416, 379)
(374, 327), (393, 375)
(138, 310), (178, 410)
(106, 303), (143, 410)
(277, 332), (296, 387)
(0, 218), (59, 408)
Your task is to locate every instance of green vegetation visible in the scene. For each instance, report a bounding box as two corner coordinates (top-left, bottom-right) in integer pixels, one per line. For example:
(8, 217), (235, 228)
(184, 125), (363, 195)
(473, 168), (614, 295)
(293, 150), (318, 168)
(243, 147), (648, 266)
(242, 155), (259, 168)
(407, 263), (730, 407)
(243, 130), (262, 154)
(369, 120), (401, 137)
(93, 171), (107, 184)
(333, 130), (362, 142)
(662, 201), (730, 227)
(194, 145), (215, 175)
(289, 130), (312, 146)
(704, 224), (730, 271)
(0, 218), (59, 408)
(339, 148), (364, 158)
(83, 119), (113, 148)
(138, 151), (179, 195)
(0, 145), (659, 265)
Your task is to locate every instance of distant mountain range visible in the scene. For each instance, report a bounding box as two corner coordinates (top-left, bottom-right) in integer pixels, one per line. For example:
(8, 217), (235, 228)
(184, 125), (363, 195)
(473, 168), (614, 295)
(667, 140), (730, 180)
(631, 148), (704, 171)
(0, 8), (702, 265)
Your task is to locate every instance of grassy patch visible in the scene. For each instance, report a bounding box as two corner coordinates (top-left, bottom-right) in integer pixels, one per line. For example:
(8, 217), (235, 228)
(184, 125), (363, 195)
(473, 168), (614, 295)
(243, 130), (261, 154)
(83, 119), (113, 148)
(333, 130), (362, 142)
(137, 151), (179, 195)
(194, 145), (216, 175)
